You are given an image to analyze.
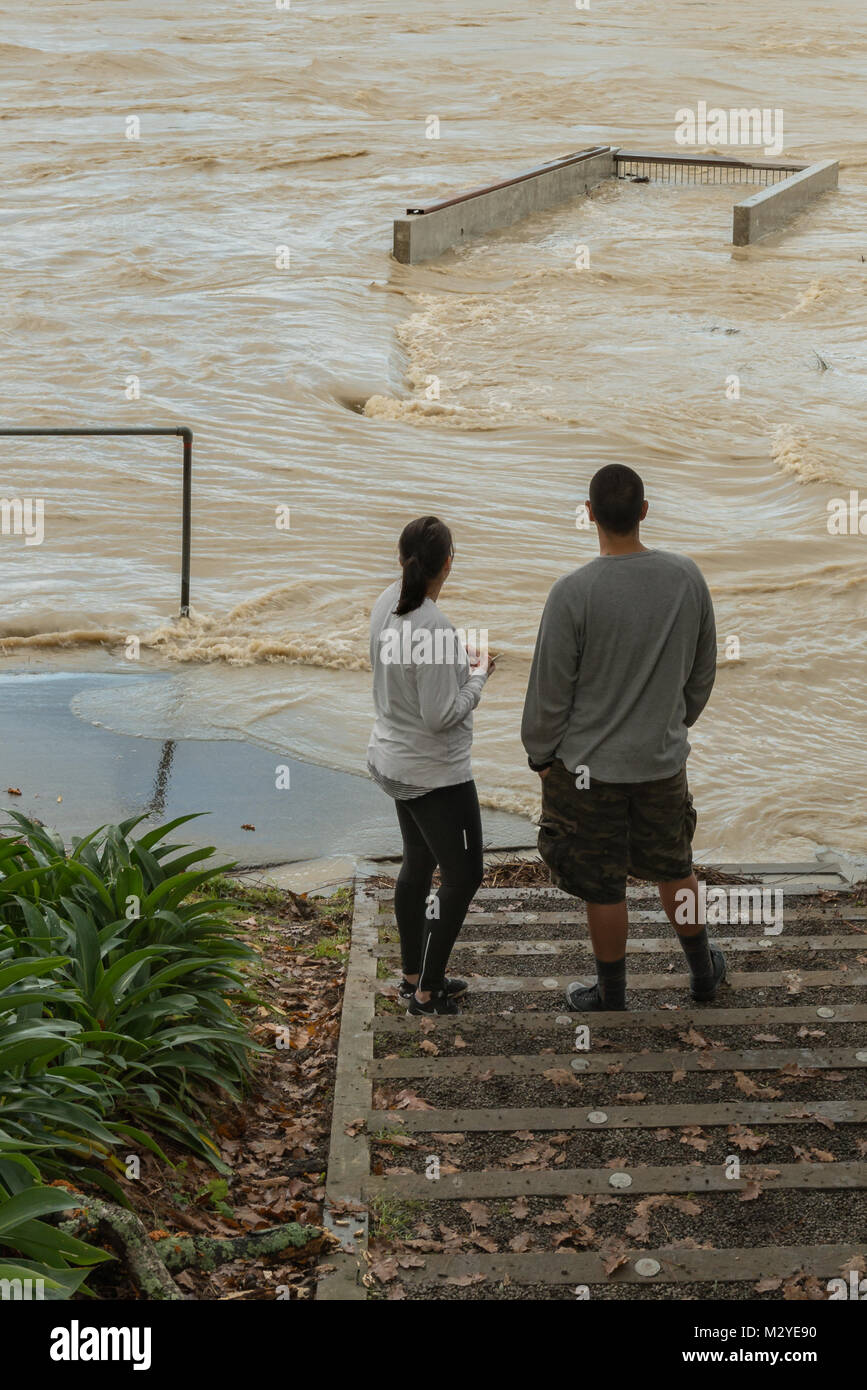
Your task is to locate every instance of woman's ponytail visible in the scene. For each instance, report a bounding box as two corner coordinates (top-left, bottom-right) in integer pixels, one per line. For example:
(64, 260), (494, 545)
(394, 516), (453, 616)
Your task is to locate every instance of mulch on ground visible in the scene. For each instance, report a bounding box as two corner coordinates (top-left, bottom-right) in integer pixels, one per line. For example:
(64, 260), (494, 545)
(84, 879), (350, 1300)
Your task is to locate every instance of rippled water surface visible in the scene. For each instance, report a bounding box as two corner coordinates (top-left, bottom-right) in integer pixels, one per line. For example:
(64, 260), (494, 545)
(1, 1), (865, 859)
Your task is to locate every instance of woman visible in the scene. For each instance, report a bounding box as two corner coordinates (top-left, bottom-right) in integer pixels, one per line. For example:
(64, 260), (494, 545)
(367, 516), (495, 1016)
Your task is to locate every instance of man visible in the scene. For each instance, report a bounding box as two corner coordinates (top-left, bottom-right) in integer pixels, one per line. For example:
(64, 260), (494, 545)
(521, 463), (724, 1012)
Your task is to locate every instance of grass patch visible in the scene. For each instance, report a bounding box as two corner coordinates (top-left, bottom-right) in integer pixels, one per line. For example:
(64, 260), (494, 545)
(369, 1194), (423, 1241)
(311, 938), (349, 961)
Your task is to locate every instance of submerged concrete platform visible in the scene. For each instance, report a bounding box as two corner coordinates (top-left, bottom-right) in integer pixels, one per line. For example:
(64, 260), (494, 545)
(393, 146), (839, 263)
(732, 158), (839, 244)
(393, 145), (616, 264)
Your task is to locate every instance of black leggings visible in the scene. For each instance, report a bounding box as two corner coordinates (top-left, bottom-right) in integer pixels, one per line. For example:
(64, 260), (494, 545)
(394, 780), (484, 992)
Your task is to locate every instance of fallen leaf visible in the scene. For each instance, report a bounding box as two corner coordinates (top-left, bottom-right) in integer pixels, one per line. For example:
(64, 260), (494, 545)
(378, 1133), (416, 1149)
(460, 1201), (490, 1228)
(563, 1194), (594, 1219)
(782, 1270), (827, 1301)
(555, 1223), (596, 1249)
(786, 1107), (835, 1130)
(777, 1062), (816, 1081)
(734, 1071), (782, 1100)
(394, 1088), (435, 1111)
(509, 1232), (533, 1252)
(534, 1209), (570, 1226)
(598, 1237), (630, 1276)
(625, 1213), (652, 1241)
(503, 1148), (541, 1167)
(472, 1235), (498, 1253)
(680, 1125), (709, 1153)
(755, 1275), (782, 1292)
(728, 1125), (770, 1152)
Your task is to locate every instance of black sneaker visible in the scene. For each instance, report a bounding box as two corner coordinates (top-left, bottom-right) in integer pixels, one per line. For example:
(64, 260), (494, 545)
(690, 945), (727, 1002)
(564, 981), (626, 1013)
(399, 976), (468, 1001)
(406, 989), (461, 1016)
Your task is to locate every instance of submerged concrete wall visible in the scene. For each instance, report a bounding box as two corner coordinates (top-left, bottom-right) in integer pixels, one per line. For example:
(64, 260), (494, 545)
(732, 159), (839, 245)
(393, 146), (616, 265)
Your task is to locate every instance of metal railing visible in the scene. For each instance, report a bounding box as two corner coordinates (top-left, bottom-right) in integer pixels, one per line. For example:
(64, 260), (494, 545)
(615, 151), (807, 186)
(0, 426), (192, 615)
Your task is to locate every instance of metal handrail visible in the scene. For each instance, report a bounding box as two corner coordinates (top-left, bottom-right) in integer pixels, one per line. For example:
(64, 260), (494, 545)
(614, 151), (808, 171)
(0, 426), (192, 615)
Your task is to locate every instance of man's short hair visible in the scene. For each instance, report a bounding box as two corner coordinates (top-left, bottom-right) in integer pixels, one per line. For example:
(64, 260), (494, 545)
(588, 464), (645, 535)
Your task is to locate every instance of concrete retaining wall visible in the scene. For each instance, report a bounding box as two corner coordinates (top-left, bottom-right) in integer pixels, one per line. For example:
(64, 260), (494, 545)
(393, 146), (616, 265)
(732, 159), (839, 245)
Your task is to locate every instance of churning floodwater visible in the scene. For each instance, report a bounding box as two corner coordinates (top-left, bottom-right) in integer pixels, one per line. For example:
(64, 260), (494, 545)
(1, 0), (865, 861)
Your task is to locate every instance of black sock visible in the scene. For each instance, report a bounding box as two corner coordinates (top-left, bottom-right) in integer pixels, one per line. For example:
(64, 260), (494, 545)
(675, 926), (713, 978)
(595, 955), (627, 1009)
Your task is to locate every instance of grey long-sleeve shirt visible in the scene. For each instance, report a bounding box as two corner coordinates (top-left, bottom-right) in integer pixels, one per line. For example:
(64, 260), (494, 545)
(521, 549), (717, 783)
(367, 580), (489, 788)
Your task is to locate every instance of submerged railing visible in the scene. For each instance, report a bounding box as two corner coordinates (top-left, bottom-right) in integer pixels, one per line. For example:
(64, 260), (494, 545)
(614, 151), (807, 185)
(0, 426), (193, 616)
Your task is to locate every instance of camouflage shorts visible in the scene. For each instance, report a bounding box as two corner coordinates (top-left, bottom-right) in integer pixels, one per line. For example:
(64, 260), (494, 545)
(538, 759), (696, 904)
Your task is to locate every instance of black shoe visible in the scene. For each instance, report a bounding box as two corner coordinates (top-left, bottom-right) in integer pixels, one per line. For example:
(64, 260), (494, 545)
(406, 989), (461, 1016)
(399, 976), (468, 1000)
(690, 945), (727, 1002)
(564, 981), (626, 1013)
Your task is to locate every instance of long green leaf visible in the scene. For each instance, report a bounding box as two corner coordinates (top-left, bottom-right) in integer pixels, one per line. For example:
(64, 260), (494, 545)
(0, 1187), (81, 1234)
